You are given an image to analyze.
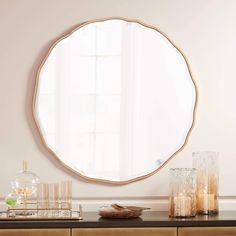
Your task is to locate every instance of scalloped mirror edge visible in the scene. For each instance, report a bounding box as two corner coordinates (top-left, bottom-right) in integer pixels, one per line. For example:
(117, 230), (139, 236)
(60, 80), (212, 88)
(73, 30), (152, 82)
(32, 17), (198, 185)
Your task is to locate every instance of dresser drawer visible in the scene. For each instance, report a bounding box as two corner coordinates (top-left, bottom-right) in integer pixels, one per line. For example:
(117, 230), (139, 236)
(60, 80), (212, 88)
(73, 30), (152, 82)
(72, 228), (176, 236)
(179, 227), (236, 236)
(0, 229), (70, 236)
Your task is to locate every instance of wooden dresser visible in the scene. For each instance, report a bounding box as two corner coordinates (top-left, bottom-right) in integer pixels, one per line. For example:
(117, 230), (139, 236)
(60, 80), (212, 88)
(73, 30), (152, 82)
(1, 211), (236, 236)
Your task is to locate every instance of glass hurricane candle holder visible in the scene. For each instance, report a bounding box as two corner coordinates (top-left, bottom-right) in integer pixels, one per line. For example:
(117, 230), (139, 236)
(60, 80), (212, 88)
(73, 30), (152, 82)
(169, 168), (196, 218)
(193, 151), (219, 215)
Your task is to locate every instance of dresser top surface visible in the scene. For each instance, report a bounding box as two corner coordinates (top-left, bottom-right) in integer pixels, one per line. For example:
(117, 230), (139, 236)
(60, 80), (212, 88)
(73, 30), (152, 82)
(1, 211), (236, 229)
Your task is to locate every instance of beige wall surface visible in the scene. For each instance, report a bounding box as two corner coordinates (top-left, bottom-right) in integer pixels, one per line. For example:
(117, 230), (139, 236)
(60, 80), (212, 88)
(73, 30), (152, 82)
(1, 0), (236, 210)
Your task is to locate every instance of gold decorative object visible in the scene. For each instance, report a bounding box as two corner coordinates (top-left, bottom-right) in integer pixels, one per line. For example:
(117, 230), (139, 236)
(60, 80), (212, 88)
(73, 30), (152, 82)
(99, 204), (150, 219)
(2, 161), (82, 220)
(37, 180), (72, 218)
(2, 184), (82, 220)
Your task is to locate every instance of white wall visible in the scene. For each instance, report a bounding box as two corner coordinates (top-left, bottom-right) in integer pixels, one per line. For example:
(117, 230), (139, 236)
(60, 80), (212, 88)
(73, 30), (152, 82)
(1, 0), (236, 211)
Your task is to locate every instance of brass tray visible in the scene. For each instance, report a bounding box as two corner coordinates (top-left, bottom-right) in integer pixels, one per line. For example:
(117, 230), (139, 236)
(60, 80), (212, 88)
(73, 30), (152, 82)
(0, 207), (83, 220)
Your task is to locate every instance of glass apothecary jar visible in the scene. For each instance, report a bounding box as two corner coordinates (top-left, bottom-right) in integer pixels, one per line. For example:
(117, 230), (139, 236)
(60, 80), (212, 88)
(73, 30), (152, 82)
(11, 160), (40, 200)
(193, 151), (219, 215)
(169, 168), (196, 218)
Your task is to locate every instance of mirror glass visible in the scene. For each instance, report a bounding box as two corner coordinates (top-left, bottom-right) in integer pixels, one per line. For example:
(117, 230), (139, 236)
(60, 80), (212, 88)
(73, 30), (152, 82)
(34, 19), (196, 183)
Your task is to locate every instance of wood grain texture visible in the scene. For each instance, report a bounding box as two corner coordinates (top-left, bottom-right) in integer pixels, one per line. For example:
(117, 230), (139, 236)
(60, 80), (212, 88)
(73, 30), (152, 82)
(0, 229), (70, 236)
(179, 227), (236, 236)
(72, 227), (176, 236)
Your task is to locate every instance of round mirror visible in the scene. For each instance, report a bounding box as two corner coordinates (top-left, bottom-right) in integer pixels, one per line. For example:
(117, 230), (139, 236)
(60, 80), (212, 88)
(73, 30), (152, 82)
(33, 19), (196, 183)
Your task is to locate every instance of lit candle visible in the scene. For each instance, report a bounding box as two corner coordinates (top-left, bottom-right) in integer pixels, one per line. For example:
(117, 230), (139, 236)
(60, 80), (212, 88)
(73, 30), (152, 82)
(173, 193), (192, 217)
(197, 193), (215, 212)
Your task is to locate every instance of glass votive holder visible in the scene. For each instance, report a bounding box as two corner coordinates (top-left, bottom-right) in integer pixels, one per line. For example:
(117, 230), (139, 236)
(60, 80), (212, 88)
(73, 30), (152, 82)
(49, 183), (59, 217)
(169, 168), (196, 218)
(61, 180), (72, 216)
(37, 182), (49, 216)
(193, 151), (219, 215)
(60, 180), (72, 217)
(49, 183), (59, 209)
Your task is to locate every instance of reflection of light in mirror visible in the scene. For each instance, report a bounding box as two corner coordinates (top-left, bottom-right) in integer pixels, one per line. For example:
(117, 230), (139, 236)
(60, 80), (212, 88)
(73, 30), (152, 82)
(35, 19), (196, 182)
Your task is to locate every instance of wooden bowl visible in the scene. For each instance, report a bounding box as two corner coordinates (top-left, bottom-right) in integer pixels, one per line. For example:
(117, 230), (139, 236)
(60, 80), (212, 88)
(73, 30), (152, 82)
(98, 206), (144, 219)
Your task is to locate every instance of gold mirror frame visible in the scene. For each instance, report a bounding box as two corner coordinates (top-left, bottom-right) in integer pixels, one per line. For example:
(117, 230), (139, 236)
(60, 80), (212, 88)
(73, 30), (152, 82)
(33, 18), (197, 184)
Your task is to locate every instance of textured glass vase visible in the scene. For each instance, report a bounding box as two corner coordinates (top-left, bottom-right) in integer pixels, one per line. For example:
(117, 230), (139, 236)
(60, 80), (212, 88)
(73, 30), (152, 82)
(169, 168), (196, 218)
(193, 151), (219, 215)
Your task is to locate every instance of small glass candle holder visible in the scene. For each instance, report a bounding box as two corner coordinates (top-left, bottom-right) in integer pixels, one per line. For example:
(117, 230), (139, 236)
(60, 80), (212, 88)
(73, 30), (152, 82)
(5, 192), (21, 217)
(61, 180), (72, 209)
(37, 182), (49, 216)
(169, 168), (196, 218)
(49, 183), (59, 217)
(49, 183), (59, 209)
(193, 151), (219, 215)
(61, 180), (72, 217)
(5, 193), (21, 211)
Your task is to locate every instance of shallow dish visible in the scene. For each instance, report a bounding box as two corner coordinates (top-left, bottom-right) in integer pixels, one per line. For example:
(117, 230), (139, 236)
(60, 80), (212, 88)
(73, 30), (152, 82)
(99, 205), (149, 219)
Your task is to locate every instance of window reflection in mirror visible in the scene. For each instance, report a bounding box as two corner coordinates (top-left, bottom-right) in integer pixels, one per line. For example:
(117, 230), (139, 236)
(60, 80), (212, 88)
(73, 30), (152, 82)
(34, 19), (196, 183)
